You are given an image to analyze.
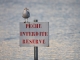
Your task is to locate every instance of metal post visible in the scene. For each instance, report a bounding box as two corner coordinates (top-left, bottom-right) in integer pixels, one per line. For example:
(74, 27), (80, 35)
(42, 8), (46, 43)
(34, 46), (38, 60)
(34, 19), (38, 60)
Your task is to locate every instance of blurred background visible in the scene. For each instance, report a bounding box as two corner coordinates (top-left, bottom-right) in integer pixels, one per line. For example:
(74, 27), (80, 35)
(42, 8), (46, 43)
(0, 0), (80, 60)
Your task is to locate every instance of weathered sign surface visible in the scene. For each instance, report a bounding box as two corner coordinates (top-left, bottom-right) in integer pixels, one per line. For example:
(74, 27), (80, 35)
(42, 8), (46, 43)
(19, 22), (49, 47)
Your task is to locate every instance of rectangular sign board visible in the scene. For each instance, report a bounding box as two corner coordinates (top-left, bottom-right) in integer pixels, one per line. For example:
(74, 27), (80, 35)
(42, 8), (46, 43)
(19, 22), (49, 47)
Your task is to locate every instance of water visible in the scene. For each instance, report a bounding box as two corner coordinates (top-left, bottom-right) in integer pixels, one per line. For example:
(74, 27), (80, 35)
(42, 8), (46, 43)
(0, 0), (80, 60)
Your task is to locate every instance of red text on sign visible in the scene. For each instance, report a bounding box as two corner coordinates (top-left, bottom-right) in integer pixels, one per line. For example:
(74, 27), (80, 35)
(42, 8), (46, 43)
(26, 24), (41, 28)
(20, 32), (48, 36)
(22, 39), (45, 44)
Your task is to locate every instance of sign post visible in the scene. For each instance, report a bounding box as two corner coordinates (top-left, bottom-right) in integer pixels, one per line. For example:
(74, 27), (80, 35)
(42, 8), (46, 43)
(34, 46), (38, 60)
(34, 20), (38, 60)
(19, 19), (49, 60)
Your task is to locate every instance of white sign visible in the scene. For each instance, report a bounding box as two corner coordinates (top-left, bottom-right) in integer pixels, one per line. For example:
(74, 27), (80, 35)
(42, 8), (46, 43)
(19, 22), (49, 47)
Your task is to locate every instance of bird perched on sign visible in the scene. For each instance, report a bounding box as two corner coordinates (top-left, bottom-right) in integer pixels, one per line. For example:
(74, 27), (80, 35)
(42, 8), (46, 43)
(22, 8), (30, 23)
